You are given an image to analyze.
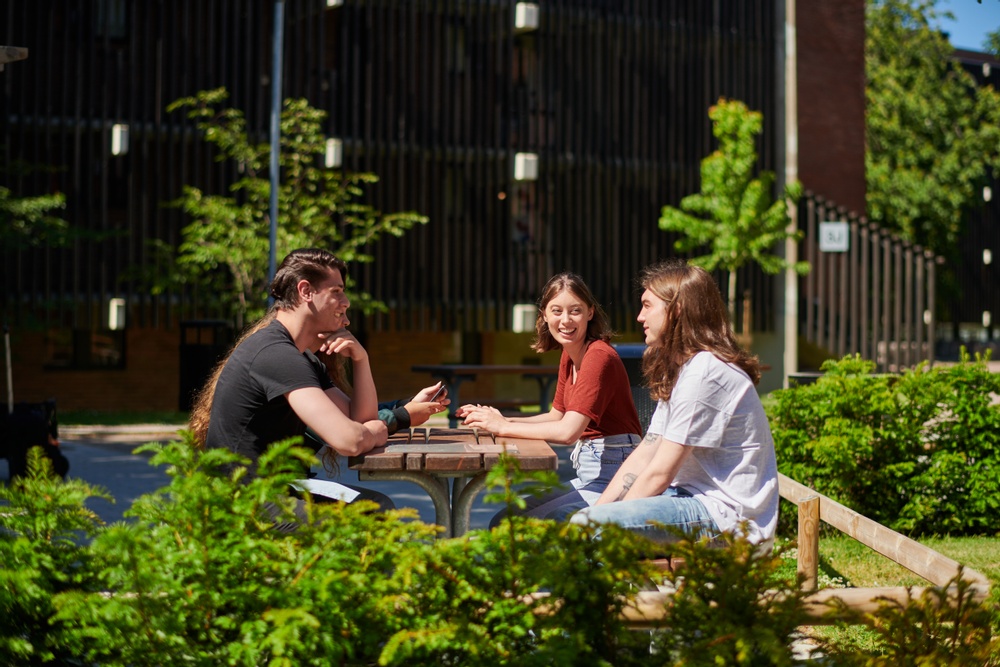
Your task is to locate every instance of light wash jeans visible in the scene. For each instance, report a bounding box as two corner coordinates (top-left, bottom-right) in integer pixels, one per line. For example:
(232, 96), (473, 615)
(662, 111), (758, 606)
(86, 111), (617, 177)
(489, 434), (640, 528)
(570, 485), (721, 546)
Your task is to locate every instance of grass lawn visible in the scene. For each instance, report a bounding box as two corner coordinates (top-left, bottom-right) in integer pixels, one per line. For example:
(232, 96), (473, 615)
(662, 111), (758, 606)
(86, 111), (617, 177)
(776, 533), (1000, 657)
(816, 534), (1000, 588)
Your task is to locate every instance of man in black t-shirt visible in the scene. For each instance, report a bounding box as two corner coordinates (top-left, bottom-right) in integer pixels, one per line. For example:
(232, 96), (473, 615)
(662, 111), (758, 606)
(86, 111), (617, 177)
(205, 249), (446, 516)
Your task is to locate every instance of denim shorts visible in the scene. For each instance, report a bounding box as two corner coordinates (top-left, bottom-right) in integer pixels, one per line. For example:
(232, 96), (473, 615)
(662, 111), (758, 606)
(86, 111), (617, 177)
(569, 433), (641, 489)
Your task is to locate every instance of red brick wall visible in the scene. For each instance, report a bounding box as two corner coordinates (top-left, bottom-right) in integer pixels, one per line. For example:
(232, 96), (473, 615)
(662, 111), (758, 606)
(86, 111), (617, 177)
(797, 0), (867, 214)
(7, 328), (180, 412)
(365, 331), (463, 399)
(5, 328), (554, 414)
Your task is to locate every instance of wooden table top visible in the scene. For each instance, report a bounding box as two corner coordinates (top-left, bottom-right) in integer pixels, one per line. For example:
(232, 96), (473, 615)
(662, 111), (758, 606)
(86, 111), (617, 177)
(347, 427), (557, 474)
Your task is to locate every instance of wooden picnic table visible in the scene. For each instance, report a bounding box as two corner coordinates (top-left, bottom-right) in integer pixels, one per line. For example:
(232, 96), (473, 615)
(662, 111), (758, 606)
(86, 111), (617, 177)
(411, 364), (559, 427)
(348, 426), (557, 537)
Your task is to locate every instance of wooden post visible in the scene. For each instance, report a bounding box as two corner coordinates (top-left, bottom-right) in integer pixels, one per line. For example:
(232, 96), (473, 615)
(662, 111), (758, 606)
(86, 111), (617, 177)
(798, 495), (820, 591)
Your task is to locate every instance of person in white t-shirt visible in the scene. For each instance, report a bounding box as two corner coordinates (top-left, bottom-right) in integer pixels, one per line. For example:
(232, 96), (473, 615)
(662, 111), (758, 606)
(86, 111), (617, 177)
(570, 260), (778, 551)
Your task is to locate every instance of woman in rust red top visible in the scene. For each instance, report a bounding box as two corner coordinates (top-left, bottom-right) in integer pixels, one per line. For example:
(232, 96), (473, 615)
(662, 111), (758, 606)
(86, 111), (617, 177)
(458, 272), (642, 526)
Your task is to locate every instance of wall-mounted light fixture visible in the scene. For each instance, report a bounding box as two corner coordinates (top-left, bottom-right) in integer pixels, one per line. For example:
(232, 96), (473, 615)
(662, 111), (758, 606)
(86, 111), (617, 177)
(111, 123), (129, 156)
(325, 137), (342, 168)
(513, 152), (538, 181)
(108, 297), (126, 330)
(984, 310), (992, 329)
(326, 0), (343, 6)
(984, 249), (993, 266)
(984, 185), (992, 202)
(512, 304), (537, 332)
(514, 3), (539, 32)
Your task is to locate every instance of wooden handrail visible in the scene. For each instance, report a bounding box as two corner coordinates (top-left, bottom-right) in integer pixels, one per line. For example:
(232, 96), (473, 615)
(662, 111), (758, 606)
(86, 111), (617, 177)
(778, 473), (990, 594)
(603, 474), (991, 628)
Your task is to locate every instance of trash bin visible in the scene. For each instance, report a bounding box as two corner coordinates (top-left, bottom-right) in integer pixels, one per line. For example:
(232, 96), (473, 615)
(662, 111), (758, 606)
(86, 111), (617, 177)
(612, 343), (646, 386)
(612, 343), (655, 431)
(178, 320), (233, 411)
(0, 399), (69, 479)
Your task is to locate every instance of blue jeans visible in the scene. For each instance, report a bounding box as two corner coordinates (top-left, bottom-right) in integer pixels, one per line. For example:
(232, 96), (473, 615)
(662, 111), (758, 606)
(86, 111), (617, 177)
(570, 486), (721, 546)
(489, 435), (640, 528)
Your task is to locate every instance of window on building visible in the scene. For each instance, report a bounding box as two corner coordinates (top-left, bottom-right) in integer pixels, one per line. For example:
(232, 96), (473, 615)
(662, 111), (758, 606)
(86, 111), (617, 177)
(95, 0), (127, 40)
(45, 328), (126, 370)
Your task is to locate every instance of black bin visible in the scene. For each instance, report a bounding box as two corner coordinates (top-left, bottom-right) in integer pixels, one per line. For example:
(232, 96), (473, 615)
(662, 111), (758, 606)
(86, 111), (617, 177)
(612, 343), (646, 385)
(0, 399), (69, 479)
(612, 343), (655, 431)
(178, 320), (233, 411)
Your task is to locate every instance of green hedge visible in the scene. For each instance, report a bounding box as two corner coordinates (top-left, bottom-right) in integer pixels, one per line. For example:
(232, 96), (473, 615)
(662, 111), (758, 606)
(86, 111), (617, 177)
(767, 352), (1000, 536)
(2, 439), (998, 665)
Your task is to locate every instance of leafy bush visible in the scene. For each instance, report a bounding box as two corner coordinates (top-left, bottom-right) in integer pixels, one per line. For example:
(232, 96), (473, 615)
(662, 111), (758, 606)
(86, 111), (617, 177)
(648, 532), (809, 666)
(3, 434), (998, 665)
(820, 572), (1000, 666)
(767, 353), (1000, 535)
(0, 449), (109, 665)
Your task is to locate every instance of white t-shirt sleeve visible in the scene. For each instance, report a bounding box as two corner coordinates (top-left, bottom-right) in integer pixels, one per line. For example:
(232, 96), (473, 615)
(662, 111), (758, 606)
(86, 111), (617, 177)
(646, 356), (730, 448)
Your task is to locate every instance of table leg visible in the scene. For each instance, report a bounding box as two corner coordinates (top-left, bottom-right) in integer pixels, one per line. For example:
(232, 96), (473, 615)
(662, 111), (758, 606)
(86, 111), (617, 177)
(452, 471), (489, 537)
(524, 373), (558, 413)
(358, 470), (453, 537)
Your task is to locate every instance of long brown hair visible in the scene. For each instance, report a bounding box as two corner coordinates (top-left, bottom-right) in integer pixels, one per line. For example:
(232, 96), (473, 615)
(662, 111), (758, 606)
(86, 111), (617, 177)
(640, 259), (760, 402)
(188, 311), (276, 448)
(531, 272), (614, 353)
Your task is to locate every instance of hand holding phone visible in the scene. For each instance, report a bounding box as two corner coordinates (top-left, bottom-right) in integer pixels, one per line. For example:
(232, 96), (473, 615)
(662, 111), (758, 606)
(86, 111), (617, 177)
(430, 383), (447, 402)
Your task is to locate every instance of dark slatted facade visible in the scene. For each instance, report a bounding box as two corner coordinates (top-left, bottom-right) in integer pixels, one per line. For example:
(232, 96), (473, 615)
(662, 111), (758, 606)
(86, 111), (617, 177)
(2, 0), (780, 337)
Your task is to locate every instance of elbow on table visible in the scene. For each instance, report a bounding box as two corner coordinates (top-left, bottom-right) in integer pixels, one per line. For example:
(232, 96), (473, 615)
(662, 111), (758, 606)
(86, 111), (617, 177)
(323, 425), (379, 457)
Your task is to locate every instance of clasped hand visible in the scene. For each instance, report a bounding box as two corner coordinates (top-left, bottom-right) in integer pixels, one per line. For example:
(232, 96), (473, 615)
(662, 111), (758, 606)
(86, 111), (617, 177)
(455, 403), (506, 432)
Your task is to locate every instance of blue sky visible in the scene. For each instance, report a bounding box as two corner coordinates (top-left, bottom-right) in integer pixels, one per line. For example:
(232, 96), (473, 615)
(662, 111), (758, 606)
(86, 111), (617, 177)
(937, 0), (1000, 51)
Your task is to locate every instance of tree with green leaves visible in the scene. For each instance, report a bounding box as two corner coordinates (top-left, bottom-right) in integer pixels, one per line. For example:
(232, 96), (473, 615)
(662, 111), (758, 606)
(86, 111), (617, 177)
(658, 98), (805, 329)
(866, 0), (1000, 254)
(0, 160), (68, 252)
(165, 89), (428, 327)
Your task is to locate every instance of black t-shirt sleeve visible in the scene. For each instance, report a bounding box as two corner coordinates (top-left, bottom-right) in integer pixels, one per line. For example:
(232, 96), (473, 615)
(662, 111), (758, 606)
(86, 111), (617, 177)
(251, 342), (327, 400)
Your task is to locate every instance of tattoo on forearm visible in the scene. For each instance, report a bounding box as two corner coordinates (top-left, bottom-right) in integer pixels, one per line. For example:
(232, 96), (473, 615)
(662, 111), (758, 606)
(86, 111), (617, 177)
(641, 432), (658, 446)
(615, 473), (637, 501)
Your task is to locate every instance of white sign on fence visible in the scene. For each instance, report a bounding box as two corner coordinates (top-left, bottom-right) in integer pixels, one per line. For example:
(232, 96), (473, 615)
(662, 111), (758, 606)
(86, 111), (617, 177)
(819, 221), (850, 252)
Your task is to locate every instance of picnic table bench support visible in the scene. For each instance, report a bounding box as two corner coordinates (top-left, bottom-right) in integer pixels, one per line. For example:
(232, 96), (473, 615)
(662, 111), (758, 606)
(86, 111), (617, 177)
(358, 469), (453, 537)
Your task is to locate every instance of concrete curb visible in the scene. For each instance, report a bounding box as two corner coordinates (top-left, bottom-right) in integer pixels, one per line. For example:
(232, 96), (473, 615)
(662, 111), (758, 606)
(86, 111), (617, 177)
(60, 425), (186, 442)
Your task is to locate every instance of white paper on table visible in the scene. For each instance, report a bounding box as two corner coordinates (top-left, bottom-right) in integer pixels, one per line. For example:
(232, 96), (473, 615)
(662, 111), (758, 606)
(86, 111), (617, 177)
(291, 478), (361, 502)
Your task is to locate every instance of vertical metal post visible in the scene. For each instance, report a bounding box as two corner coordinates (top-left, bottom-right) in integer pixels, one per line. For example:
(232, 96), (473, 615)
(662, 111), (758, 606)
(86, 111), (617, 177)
(268, 0), (286, 296)
(4, 323), (13, 414)
(780, 0), (799, 387)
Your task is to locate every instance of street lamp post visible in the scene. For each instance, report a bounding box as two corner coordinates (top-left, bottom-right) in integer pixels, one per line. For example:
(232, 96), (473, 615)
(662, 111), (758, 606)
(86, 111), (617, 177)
(268, 1), (285, 297)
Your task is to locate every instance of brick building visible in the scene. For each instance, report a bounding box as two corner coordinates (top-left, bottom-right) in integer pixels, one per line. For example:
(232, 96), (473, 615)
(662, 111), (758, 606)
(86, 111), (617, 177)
(1, 0), (867, 410)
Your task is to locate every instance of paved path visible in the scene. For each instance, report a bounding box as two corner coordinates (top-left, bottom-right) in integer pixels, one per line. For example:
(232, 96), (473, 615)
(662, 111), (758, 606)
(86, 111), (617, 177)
(3, 426), (576, 532)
